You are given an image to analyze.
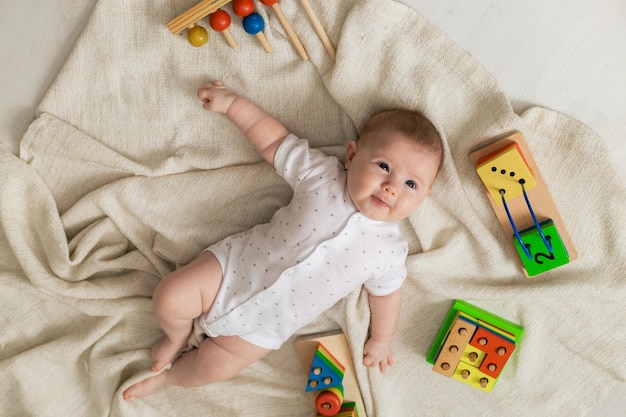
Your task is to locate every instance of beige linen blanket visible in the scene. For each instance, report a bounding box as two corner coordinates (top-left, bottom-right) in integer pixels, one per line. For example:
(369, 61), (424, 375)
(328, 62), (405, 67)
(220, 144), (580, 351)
(2, 0), (625, 415)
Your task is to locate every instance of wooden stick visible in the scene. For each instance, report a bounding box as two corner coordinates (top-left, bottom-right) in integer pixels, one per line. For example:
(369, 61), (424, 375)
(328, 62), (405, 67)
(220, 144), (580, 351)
(256, 32), (273, 53)
(299, 0), (335, 61)
(168, 0), (232, 35)
(271, 4), (308, 60)
(222, 29), (238, 48)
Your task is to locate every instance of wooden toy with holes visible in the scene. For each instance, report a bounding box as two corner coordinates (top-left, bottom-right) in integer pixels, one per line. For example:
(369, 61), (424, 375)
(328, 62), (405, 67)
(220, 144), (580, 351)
(167, 0), (335, 60)
(427, 300), (523, 393)
(469, 131), (577, 277)
(295, 330), (365, 417)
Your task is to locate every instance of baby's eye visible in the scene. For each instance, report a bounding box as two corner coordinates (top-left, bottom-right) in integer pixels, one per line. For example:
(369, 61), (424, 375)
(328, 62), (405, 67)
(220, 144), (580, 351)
(378, 162), (390, 172)
(405, 180), (416, 189)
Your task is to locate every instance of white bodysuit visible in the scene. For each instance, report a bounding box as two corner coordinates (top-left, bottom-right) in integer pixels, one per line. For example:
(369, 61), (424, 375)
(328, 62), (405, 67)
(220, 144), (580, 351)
(200, 134), (408, 349)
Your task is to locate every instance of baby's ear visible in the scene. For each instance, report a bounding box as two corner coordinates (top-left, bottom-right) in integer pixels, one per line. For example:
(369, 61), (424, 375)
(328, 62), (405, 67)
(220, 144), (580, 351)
(345, 140), (358, 169)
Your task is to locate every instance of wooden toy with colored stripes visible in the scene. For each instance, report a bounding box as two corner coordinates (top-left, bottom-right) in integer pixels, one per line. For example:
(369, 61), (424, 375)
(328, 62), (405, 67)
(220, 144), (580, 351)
(295, 331), (365, 416)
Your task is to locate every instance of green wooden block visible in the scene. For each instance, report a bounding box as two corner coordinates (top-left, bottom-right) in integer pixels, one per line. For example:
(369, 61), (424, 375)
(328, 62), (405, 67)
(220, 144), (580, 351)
(513, 219), (569, 277)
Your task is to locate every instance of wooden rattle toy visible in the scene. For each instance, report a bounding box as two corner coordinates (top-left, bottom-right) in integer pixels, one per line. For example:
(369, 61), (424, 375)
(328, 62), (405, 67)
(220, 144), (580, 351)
(260, 0), (309, 60)
(209, 9), (237, 48)
(167, 0), (334, 58)
(299, 0), (336, 61)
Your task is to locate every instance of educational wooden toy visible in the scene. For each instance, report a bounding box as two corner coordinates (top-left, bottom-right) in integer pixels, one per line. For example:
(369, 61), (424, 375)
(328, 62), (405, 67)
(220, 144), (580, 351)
(295, 331), (365, 417)
(209, 9), (238, 48)
(469, 131), (577, 277)
(427, 300), (523, 393)
(167, 0), (333, 60)
(305, 343), (346, 392)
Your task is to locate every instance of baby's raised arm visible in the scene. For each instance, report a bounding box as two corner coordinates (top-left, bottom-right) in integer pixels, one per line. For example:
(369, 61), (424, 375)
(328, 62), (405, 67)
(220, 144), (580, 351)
(198, 81), (289, 165)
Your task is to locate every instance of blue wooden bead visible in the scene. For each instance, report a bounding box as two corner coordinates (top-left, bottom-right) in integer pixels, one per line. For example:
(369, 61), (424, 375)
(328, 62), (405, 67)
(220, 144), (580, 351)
(243, 12), (264, 35)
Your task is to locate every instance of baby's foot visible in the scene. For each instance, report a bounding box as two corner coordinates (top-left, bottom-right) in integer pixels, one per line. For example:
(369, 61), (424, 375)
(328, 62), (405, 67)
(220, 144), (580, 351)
(151, 336), (186, 372)
(123, 372), (167, 401)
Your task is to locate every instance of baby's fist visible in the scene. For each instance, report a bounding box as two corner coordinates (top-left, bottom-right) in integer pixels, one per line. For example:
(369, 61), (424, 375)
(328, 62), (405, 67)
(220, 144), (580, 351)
(363, 338), (394, 373)
(198, 80), (237, 114)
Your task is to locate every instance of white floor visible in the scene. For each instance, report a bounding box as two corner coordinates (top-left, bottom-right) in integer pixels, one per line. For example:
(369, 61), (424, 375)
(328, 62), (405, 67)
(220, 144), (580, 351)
(402, 0), (626, 177)
(1, 1), (624, 415)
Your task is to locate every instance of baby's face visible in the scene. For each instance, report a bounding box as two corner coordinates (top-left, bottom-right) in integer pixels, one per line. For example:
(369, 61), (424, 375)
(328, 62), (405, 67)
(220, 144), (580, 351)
(344, 132), (440, 222)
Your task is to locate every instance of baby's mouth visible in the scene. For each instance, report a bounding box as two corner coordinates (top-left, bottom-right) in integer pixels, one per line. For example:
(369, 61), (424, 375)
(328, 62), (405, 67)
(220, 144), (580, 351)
(371, 195), (389, 207)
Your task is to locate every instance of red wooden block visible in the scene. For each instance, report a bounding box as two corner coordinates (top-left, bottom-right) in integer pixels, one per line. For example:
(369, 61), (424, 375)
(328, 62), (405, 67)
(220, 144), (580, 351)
(469, 326), (515, 378)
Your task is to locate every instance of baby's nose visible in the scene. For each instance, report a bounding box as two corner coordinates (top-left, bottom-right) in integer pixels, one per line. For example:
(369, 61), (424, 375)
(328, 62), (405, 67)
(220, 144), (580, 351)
(384, 184), (397, 196)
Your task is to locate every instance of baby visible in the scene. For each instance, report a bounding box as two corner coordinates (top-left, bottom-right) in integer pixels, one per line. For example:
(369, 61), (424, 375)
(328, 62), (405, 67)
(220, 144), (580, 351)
(123, 81), (442, 400)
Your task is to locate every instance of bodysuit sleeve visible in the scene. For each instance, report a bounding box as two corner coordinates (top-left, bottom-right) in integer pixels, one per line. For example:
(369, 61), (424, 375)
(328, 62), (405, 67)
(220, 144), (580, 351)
(363, 240), (409, 296)
(274, 134), (340, 190)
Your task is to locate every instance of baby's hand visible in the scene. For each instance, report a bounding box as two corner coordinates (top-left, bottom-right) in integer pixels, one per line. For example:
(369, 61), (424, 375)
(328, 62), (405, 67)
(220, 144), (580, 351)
(363, 337), (394, 373)
(198, 80), (237, 114)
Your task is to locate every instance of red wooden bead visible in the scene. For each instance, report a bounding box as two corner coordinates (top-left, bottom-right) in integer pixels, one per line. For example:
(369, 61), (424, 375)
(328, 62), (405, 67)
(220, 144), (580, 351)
(209, 9), (231, 32)
(232, 0), (255, 17)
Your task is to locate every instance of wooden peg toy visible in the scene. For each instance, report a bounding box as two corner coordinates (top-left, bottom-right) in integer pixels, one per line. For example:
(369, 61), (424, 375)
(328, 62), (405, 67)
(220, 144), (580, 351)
(261, 0), (309, 60)
(209, 9), (237, 48)
(242, 12), (272, 53)
(299, 0), (336, 61)
(295, 331), (366, 417)
(427, 300), (523, 393)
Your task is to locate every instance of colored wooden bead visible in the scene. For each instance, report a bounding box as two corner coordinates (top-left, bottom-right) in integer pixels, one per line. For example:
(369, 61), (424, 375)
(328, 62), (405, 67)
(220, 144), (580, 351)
(232, 0), (255, 17)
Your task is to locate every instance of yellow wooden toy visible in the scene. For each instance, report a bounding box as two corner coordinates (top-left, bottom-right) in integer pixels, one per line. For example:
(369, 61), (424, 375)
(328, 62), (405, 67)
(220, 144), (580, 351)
(476, 143), (537, 204)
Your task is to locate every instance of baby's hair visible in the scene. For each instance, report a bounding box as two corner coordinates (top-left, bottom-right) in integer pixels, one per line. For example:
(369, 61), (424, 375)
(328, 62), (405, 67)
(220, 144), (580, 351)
(359, 109), (443, 170)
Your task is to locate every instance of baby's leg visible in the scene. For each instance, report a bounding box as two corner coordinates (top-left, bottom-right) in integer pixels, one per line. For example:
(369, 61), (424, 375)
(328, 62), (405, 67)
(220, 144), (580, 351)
(150, 251), (223, 372)
(123, 335), (271, 400)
